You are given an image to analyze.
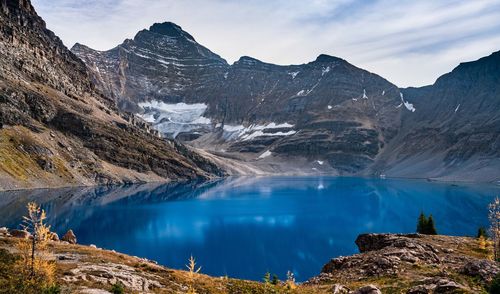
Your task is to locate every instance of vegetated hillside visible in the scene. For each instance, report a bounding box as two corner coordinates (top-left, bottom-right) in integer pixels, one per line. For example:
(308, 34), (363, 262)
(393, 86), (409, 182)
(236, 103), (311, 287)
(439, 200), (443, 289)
(0, 0), (224, 191)
(73, 21), (500, 182)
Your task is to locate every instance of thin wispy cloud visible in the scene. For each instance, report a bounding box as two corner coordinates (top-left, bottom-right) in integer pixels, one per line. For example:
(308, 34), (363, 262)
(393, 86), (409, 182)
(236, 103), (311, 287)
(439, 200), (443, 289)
(32, 0), (500, 87)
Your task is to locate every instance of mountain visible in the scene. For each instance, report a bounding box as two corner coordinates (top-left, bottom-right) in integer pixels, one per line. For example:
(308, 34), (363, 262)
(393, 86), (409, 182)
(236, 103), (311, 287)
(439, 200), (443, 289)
(0, 0), (223, 190)
(71, 22), (229, 112)
(73, 22), (500, 182)
(371, 51), (500, 181)
(73, 23), (409, 175)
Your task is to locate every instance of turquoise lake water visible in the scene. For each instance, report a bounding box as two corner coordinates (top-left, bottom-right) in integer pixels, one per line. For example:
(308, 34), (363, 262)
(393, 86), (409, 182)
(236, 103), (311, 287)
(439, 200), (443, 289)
(0, 177), (498, 281)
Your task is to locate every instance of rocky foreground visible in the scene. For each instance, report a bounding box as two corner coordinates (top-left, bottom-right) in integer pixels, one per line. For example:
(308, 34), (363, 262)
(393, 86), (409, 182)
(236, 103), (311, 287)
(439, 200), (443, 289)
(0, 228), (497, 293)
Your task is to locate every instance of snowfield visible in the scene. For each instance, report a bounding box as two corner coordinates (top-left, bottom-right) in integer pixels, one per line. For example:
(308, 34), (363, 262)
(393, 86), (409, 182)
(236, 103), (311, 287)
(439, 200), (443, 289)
(137, 101), (212, 137)
(222, 122), (296, 141)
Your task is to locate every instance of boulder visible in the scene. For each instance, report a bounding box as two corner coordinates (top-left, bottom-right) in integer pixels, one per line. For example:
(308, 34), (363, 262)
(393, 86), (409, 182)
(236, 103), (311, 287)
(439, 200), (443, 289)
(62, 229), (77, 244)
(355, 233), (421, 253)
(0, 227), (8, 235)
(353, 285), (382, 294)
(461, 259), (500, 282)
(408, 278), (465, 294)
(49, 232), (59, 241)
(331, 284), (350, 294)
(407, 284), (433, 294)
(433, 279), (464, 293)
(9, 229), (31, 239)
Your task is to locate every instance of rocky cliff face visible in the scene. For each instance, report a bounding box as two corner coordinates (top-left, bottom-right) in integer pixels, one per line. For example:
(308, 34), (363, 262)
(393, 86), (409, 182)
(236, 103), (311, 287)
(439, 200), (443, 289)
(71, 22), (229, 112)
(73, 21), (499, 181)
(73, 23), (412, 175)
(0, 0), (224, 190)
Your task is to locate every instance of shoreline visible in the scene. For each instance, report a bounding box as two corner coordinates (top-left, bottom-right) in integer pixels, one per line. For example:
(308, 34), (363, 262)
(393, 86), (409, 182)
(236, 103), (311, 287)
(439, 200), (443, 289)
(1, 173), (498, 193)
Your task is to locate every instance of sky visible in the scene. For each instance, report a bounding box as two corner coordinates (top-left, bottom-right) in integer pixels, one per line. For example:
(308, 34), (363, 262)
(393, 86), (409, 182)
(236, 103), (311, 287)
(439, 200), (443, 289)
(32, 0), (500, 87)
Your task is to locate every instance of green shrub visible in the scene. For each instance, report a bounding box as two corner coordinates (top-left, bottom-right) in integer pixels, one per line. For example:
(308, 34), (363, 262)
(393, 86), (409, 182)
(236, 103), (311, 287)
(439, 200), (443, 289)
(42, 285), (61, 294)
(111, 282), (124, 294)
(490, 274), (500, 294)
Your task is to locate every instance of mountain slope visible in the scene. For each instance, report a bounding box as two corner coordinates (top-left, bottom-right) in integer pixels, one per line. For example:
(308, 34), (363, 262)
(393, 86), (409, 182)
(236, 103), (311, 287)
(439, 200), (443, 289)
(72, 21), (499, 182)
(0, 0), (223, 190)
(73, 24), (410, 175)
(371, 51), (500, 181)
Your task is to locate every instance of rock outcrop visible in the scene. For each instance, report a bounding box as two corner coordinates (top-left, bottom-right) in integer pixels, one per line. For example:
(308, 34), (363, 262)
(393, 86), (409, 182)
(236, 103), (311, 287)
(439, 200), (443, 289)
(8, 229), (30, 239)
(62, 229), (77, 244)
(309, 233), (498, 293)
(0, 0), (224, 190)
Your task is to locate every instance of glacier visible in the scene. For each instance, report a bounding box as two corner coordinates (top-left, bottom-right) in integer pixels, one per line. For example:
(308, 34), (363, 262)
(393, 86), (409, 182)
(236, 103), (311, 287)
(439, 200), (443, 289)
(137, 100), (212, 138)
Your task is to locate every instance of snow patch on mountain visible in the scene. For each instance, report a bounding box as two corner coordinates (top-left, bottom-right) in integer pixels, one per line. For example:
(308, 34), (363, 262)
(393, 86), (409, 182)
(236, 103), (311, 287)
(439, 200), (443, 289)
(222, 122), (296, 141)
(400, 93), (416, 112)
(321, 66), (330, 76)
(258, 150), (272, 159)
(137, 101), (212, 137)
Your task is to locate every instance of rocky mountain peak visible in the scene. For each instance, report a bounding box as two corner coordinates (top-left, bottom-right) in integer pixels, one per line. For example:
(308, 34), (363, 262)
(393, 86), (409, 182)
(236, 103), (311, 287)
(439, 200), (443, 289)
(2, 0), (36, 18)
(234, 56), (265, 66)
(147, 21), (195, 41)
(314, 54), (346, 64)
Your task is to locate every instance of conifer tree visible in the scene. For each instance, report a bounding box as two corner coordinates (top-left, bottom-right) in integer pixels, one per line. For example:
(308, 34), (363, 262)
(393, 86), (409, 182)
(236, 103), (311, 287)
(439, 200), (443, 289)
(477, 227), (488, 239)
(426, 214), (438, 235)
(417, 212), (428, 234)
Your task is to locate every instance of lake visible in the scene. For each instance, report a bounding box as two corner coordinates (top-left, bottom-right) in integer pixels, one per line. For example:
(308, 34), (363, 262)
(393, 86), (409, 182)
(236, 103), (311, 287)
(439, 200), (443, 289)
(0, 177), (498, 281)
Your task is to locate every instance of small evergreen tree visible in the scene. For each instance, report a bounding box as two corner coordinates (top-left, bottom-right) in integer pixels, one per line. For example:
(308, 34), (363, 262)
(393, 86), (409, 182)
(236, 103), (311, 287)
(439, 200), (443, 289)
(271, 274), (279, 285)
(426, 214), (438, 235)
(417, 212), (427, 234)
(416, 211), (438, 235)
(478, 227), (489, 239)
(263, 272), (271, 284)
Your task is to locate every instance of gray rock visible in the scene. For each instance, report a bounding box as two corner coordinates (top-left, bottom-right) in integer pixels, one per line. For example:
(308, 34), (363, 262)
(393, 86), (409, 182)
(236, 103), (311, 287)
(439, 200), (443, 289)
(331, 284), (350, 294)
(461, 259), (500, 282)
(0, 227), (8, 235)
(407, 284), (433, 294)
(434, 279), (464, 293)
(62, 229), (77, 244)
(352, 285), (382, 294)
